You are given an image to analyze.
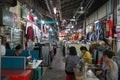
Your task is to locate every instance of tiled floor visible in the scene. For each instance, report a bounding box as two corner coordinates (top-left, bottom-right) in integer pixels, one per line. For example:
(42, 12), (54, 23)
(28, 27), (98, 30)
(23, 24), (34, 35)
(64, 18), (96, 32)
(42, 48), (66, 80)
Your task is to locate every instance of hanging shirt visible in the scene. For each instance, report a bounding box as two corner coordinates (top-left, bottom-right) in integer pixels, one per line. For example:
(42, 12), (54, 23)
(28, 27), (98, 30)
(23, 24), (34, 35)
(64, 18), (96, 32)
(27, 26), (34, 41)
(89, 32), (97, 41)
(29, 14), (34, 22)
(28, 40), (33, 50)
(105, 20), (113, 37)
(99, 21), (106, 40)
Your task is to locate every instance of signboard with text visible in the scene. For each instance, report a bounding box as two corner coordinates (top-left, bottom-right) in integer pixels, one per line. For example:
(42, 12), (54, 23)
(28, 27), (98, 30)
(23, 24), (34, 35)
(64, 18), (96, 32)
(117, 5), (120, 25)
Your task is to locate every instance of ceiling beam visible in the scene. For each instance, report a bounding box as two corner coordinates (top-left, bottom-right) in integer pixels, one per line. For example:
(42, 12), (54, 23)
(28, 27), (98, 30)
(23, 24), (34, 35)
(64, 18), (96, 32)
(61, 0), (74, 5)
(61, 0), (80, 6)
(62, 4), (79, 12)
(61, 0), (81, 8)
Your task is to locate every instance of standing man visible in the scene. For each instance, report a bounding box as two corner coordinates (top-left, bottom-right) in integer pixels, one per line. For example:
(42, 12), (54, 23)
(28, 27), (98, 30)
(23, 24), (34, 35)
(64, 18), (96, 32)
(62, 41), (66, 57)
(53, 41), (57, 56)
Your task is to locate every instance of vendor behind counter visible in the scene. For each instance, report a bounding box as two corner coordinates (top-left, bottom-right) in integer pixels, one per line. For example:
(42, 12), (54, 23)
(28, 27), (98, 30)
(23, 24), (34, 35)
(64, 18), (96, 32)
(80, 46), (92, 64)
(12, 44), (23, 56)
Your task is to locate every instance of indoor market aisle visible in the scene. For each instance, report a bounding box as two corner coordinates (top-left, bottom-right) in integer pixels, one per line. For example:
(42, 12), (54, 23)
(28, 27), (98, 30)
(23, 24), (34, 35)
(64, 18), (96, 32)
(43, 48), (66, 80)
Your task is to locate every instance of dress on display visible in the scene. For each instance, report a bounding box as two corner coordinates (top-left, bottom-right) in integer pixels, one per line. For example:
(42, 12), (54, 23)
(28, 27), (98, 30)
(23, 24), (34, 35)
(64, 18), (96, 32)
(27, 26), (34, 41)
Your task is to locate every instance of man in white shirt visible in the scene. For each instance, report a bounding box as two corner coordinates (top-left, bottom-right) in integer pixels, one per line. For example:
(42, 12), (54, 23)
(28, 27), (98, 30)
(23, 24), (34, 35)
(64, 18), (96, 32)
(0, 36), (6, 56)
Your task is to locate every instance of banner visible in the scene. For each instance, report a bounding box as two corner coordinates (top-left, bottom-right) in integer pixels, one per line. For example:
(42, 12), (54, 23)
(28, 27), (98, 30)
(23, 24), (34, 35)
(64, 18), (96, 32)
(117, 5), (120, 25)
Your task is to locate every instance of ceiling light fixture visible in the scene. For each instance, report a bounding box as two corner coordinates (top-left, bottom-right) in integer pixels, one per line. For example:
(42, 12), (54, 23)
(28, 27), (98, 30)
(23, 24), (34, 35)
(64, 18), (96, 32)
(56, 22), (59, 25)
(53, 7), (57, 14)
(46, 25), (49, 28)
(77, 6), (84, 14)
(78, 10), (84, 14)
(71, 26), (74, 28)
(41, 20), (45, 24)
(80, 6), (83, 10)
(94, 20), (99, 23)
(34, 17), (37, 20)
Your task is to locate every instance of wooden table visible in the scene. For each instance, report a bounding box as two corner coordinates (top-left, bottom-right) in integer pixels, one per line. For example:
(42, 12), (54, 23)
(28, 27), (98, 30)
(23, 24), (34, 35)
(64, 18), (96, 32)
(1, 70), (32, 80)
(74, 68), (99, 80)
(27, 60), (43, 69)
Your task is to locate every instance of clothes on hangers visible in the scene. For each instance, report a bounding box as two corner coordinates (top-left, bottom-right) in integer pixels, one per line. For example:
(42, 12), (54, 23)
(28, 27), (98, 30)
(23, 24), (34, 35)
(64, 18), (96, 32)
(27, 26), (34, 41)
(89, 32), (97, 41)
(105, 20), (114, 37)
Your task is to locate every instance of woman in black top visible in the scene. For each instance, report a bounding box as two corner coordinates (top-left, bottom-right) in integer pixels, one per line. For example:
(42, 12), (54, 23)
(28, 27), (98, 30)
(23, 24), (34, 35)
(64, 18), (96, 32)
(13, 45), (23, 56)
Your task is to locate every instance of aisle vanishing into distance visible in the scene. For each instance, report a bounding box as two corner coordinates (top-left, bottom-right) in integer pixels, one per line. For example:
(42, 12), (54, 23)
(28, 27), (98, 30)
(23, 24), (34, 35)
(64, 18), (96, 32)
(43, 48), (66, 80)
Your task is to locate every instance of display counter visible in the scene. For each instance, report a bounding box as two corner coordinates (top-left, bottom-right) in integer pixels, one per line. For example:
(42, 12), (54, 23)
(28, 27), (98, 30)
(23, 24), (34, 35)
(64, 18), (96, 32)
(74, 68), (99, 80)
(27, 60), (43, 69)
(2, 70), (32, 80)
(1, 56), (43, 80)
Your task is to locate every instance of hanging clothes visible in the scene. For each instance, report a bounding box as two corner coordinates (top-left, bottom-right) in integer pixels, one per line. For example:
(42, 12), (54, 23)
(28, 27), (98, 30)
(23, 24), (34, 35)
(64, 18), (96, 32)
(45, 28), (48, 34)
(38, 25), (41, 30)
(89, 32), (97, 41)
(96, 23), (100, 30)
(28, 14), (34, 22)
(33, 25), (37, 36)
(27, 26), (34, 41)
(43, 25), (45, 33)
(99, 21), (106, 40)
(94, 46), (106, 64)
(96, 30), (100, 41)
(105, 20), (114, 37)
(87, 32), (91, 40)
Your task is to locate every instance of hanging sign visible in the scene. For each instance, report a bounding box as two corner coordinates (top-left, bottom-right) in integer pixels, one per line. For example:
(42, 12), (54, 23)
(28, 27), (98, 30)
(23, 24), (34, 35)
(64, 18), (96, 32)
(117, 5), (120, 25)
(116, 26), (120, 32)
(117, 33), (120, 40)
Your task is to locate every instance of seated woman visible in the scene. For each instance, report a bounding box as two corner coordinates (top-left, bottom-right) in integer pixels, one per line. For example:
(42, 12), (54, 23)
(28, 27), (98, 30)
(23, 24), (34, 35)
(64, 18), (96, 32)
(96, 50), (118, 80)
(65, 46), (80, 80)
(13, 44), (23, 56)
(80, 46), (92, 64)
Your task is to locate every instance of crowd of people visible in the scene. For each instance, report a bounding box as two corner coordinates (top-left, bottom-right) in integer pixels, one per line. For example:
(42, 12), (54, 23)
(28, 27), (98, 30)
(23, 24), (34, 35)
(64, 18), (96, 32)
(0, 35), (119, 80)
(64, 45), (119, 80)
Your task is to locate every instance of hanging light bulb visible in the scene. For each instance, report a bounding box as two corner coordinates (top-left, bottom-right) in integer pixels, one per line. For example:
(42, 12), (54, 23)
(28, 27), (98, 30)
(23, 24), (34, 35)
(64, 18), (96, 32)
(80, 6), (83, 10)
(41, 20), (45, 24)
(77, 6), (84, 14)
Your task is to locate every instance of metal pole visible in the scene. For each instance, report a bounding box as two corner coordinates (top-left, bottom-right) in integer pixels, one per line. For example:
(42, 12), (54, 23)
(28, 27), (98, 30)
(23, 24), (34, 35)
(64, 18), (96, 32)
(0, 38), (1, 80)
(84, 12), (87, 36)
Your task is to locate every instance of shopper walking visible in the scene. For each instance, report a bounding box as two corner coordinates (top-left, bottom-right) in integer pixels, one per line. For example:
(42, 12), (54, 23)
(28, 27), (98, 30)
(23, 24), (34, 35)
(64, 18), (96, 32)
(62, 41), (66, 57)
(80, 46), (92, 64)
(65, 46), (80, 80)
(53, 41), (57, 55)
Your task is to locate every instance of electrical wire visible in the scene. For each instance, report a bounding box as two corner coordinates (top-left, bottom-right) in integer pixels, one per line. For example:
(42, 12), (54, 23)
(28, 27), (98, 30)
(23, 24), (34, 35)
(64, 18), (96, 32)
(87, 0), (94, 9)
(73, 0), (85, 18)
(86, 0), (93, 8)
(76, 0), (94, 20)
(74, 0), (92, 19)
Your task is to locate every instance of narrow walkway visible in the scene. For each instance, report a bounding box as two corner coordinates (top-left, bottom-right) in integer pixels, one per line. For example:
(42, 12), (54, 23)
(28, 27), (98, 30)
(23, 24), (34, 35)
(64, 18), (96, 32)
(43, 48), (66, 80)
